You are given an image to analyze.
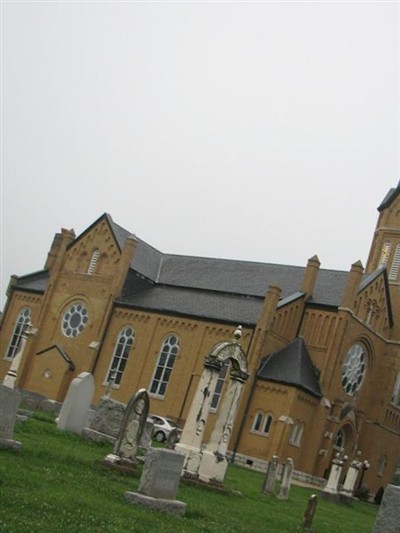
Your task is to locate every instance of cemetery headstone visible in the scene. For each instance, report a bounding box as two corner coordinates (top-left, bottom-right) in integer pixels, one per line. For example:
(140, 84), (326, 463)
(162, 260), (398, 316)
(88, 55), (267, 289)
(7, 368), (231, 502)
(372, 463), (400, 533)
(138, 418), (154, 455)
(262, 455), (279, 494)
(104, 388), (149, 471)
(277, 457), (294, 500)
(124, 447), (186, 515)
(301, 494), (318, 531)
(166, 427), (180, 450)
(0, 383), (22, 450)
(81, 396), (125, 444)
(57, 372), (95, 435)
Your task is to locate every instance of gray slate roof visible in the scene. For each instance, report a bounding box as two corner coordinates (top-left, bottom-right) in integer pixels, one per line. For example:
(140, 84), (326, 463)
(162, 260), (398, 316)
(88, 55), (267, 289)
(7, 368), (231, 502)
(11, 212), (381, 326)
(257, 336), (323, 398)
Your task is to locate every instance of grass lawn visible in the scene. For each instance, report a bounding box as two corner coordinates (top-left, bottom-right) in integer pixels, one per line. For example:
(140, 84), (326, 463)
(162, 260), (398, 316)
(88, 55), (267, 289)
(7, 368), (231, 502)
(0, 411), (377, 533)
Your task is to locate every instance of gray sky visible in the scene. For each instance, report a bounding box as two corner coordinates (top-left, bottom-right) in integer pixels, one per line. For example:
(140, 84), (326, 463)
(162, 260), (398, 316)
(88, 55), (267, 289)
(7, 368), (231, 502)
(1, 1), (399, 310)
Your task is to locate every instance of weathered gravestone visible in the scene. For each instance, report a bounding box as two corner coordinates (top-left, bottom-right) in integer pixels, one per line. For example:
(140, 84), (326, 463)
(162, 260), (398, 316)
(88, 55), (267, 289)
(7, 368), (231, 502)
(166, 427), (180, 450)
(124, 447), (186, 515)
(138, 418), (154, 455)
(372, 463), (400, 533)
(104, 388), (149, 471)
(57, 372), (95, 435)
(0, 384), (22, 450)
(277, 457), (294, 500)
(81, 396), (125, 444)
(262, 455), (279, 494)
(301, 494), (318, 531)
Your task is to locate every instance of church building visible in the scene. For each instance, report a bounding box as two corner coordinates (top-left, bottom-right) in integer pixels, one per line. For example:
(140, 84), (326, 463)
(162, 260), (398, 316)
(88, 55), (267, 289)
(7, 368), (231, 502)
(1, 183), (399, 494)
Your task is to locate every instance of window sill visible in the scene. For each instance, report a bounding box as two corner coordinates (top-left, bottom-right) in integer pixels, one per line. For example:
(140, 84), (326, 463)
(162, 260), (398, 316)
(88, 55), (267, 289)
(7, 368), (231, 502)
(102, 381), (120, 390)
(250, 430), (270, 438)
(148, 393), (165, 401)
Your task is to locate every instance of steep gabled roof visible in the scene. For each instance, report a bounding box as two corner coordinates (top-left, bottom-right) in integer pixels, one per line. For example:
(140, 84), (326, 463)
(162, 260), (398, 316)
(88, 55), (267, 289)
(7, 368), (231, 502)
(257, 337), (322, 398)
(358, 266), (393, 327)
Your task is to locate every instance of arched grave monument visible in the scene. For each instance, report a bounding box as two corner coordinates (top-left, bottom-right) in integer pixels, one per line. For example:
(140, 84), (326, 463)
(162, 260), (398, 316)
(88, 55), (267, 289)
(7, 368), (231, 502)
(176, 326), (248, 485)
(104, 388), (149, 472)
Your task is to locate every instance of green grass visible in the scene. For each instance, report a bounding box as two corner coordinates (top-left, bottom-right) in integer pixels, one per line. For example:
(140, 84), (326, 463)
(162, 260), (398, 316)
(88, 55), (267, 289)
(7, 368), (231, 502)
(0, 411), (377, 532)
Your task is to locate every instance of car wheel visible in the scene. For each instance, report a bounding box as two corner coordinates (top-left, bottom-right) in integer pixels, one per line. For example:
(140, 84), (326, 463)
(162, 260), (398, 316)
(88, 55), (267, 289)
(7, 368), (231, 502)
(154, 431), (165, 443)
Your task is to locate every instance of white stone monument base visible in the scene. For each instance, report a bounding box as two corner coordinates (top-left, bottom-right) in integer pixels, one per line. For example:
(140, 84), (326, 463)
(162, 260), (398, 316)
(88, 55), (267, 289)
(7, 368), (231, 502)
(103, 453), (137, 474)
(124, 491), (186, 516)
(81, 427), (116, 445)
(0, 437), (22, 450)
(320, 490), (353, 506)
(175, 442), (202, 477)
(198, 450), (227, 485)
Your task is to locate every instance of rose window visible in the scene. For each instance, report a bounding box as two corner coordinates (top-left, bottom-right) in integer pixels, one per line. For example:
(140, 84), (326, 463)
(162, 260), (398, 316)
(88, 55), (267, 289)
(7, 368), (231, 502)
(61, 302), (89, 338)
(341, 343), (367, 396)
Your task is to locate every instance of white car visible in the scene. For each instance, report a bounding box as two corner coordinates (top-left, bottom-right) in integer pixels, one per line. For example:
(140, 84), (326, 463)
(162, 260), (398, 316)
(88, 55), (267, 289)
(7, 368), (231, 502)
(148, 415), (180, 443)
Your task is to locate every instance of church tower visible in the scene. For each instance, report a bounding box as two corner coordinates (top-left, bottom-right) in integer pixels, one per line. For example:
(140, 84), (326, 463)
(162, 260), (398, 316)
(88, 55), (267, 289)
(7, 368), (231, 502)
(366, 181), (400, 337)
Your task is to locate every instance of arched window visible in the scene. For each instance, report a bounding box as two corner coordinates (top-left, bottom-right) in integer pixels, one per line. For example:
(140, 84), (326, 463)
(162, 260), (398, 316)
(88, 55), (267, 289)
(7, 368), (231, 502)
(87, 249), (100, 274)
(252, 412), (263, 432)
(379, 241), (392, 268)
(392, 372), (400, 407)
(289, 421), (304, 446)
(252, 412), (273, 435)
(149, 334), (180, 398)
(105, 326), (135, 386)
(4, 307), (31, 359)
(210, 360), (229, 410)
(378, 455), (387, 477)
(389, 243), (400, 280)
(263, 415), (273, 434)
(334, 428), (346, 450)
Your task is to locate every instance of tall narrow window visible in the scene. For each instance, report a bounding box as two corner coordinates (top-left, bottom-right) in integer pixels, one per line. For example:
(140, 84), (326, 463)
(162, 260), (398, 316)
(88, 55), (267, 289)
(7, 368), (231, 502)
(389, 243), (400, 280)
(379, 241), (392, 268)
(252, 412), (263, 432)
(87, 249), (100, 274)
(392, 372), (400, 407)
(210, 360), (229, 410)
(289, 421), (304, 446)
(334, 428), (345, 450)
(263, 415), (273, 434)
(4, 307), (31, 359)
(149, 334), (180, 398)
(378, 455), (387, 477)
(105, 326), (135, 386)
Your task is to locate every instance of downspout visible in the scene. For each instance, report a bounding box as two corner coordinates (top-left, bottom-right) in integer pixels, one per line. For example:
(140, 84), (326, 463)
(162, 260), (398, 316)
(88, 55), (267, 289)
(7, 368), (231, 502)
(230, 365), (259, 463)
(90, 297), (115, 375)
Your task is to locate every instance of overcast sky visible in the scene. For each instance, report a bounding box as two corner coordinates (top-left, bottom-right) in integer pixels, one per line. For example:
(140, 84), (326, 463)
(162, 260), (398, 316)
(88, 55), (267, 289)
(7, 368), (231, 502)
(1, 1), (399, 310)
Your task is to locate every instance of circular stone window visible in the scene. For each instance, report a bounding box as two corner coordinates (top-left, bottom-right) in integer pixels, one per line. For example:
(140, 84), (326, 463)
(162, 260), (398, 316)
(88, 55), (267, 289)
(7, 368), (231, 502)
(341, 343), (367, 396)
(61, 302), (88, 338)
